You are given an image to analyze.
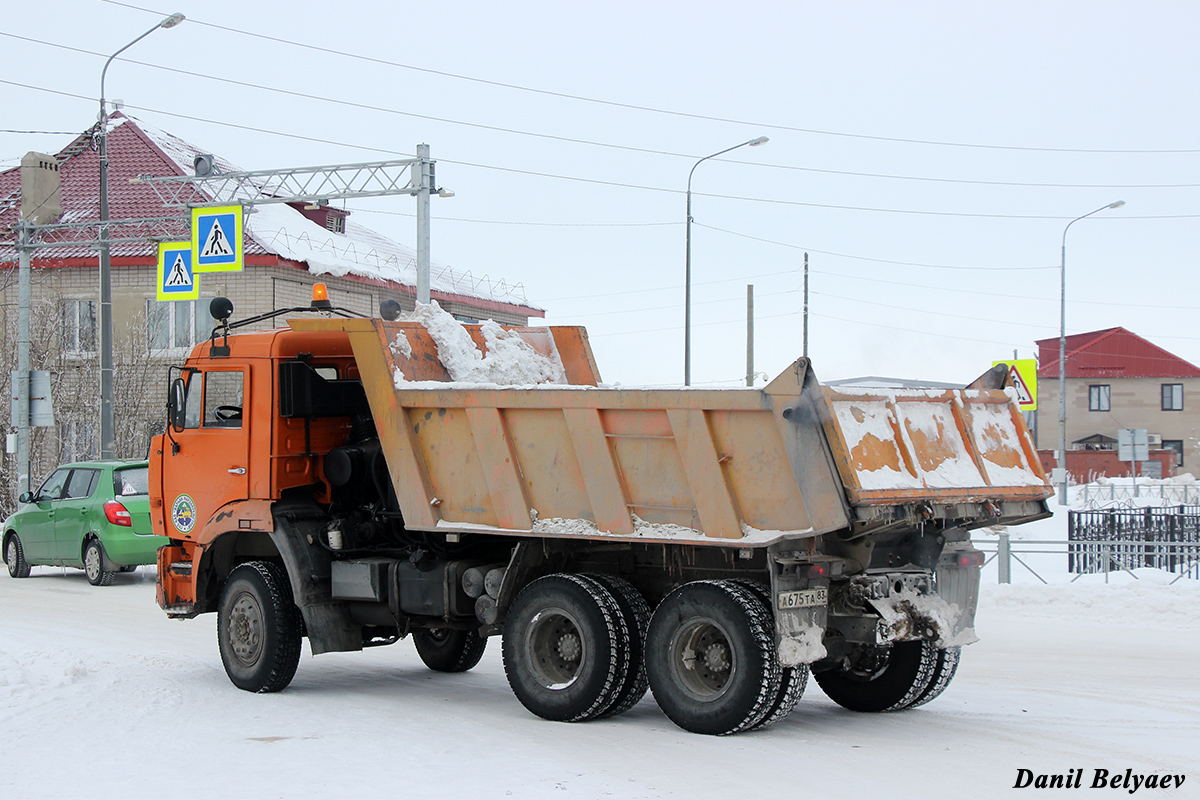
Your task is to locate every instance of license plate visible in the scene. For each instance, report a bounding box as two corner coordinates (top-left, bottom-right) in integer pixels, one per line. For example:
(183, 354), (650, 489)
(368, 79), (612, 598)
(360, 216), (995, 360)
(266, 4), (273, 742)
(777, 587), (827, 609)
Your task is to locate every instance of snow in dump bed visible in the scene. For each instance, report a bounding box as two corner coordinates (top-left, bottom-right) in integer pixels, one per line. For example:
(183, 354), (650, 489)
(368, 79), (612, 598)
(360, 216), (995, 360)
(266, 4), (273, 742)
(896, 401), (984, 488)
(394, 301), (567, 387)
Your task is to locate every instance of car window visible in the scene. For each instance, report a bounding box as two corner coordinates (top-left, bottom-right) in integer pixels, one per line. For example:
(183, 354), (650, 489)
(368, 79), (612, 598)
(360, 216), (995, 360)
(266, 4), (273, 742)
(113, 466), (149, 496)
(203, 371), (244, 429)
(63, 469), (99, 500)
(36, 469), (70, 502)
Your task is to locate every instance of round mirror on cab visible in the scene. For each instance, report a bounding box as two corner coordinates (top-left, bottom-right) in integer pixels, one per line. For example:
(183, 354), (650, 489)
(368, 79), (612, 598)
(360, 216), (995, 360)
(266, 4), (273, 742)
(210, 297), (234, 322)
(379, 299), (403, 321)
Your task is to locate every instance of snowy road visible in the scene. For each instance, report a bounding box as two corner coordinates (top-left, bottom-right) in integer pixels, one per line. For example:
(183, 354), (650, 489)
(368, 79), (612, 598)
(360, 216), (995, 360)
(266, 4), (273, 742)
(1, 567), (1196, 799)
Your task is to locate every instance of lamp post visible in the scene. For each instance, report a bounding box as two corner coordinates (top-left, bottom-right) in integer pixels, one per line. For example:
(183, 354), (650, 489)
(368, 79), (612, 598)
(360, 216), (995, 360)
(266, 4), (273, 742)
(97, 12), (184, 458)
(684, 136), (768, 386)
(1057, 200), (1125, 504)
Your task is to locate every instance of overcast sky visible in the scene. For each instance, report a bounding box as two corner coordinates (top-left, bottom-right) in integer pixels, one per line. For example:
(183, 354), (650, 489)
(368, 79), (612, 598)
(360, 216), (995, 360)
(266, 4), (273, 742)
(3, 1), (1198, 387)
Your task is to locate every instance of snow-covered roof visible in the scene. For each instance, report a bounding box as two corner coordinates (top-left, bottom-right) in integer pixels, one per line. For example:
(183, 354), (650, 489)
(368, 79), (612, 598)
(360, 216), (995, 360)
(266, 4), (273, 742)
(0, 115), (536, 313)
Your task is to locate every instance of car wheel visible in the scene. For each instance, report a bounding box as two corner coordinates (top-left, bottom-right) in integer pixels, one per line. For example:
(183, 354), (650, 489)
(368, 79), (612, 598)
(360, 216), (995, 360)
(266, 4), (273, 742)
(217, 561), (303, 693)
(412, 627), (488, 673)
(645, 580), (782, 735)
(84, 539), (115, 587)
(5, 534), (31, 579)
(502, 574), (629, 722)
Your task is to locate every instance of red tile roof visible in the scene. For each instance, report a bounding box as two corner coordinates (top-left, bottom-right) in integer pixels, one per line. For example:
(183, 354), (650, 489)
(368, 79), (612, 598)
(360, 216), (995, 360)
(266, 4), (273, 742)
(0, 115), (540, 316)
(1036, 327), (1200, 379)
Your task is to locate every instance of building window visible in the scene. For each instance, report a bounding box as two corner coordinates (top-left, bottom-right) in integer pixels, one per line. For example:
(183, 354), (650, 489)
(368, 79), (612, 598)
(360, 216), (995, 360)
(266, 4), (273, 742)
(325, 214), (345, 234)
(1162, 439), (1184, 467)
(59, 419), (97, 462)
(1088, 385), (1110, 412)
(1162, 384), (1184, 411)
(148, 299), (207, 354)
(60, 299), (97, 355)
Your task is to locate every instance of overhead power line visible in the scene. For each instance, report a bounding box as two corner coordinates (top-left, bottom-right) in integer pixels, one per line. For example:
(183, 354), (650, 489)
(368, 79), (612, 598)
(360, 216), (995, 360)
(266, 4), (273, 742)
(101, 0), (1200, 155)
(4, 81), (1199, 221)
(10, 30), (1200, 190)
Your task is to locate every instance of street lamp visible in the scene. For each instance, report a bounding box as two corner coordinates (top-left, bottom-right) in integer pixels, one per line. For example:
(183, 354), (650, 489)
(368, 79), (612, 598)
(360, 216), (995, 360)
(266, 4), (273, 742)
(97, 12), (185, 458)
(1057, 200), (1125, 504)
(684, 136), (768, 386)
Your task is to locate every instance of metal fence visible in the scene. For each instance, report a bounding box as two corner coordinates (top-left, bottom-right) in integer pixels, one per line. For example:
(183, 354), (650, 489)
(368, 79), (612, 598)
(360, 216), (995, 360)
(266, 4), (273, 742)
(1077, 482), (1200, 506)
(1068, 506), (1200, 579)
(970, 508), (1200, 585)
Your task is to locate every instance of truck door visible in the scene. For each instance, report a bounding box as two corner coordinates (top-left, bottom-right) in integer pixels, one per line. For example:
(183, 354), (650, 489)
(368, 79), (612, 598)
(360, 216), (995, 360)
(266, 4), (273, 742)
(161, 367), (251, 539)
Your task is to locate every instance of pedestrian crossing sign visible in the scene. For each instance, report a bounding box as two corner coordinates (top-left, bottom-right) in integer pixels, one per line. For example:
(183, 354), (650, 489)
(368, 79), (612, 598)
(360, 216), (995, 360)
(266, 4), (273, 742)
(191, 205), (243, 272)
(993, 358), (1038, 411)
(157, 241), (198, 300)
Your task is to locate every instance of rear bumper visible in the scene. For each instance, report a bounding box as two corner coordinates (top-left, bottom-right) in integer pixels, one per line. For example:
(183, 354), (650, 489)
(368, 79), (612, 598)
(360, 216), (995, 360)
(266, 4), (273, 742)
(100, 528), (170, 566)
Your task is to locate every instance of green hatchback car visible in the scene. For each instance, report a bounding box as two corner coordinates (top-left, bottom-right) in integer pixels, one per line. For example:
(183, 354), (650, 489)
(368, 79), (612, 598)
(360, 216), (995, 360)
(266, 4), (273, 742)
(3, 460), (167, 586)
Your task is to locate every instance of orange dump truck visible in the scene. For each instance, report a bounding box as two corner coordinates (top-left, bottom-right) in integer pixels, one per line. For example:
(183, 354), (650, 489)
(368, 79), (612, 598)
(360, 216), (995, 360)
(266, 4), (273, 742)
(150, 294), (1051, 735)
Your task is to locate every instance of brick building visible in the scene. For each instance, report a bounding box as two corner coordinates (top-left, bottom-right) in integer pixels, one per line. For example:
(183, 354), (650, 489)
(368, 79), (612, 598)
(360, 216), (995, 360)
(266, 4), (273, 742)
(1035, 327), (1200, 480)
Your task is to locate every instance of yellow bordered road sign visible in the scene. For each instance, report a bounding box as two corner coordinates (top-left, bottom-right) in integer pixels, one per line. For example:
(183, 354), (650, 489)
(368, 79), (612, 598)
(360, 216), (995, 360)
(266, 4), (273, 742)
(191, 205), (243, 272)
(157, 241), (198, 300)
(994, 358), (1037, 411)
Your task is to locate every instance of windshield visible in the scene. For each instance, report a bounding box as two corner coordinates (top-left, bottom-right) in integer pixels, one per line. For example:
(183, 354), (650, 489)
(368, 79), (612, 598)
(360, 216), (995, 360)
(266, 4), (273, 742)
(113, 466), (149, 497)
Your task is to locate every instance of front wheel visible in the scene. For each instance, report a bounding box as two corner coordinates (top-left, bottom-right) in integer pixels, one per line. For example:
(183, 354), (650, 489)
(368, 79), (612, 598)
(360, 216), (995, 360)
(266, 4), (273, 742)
(84, 539), (115, 586)
(413, 627), (488, 673)
(645, 580), (782, 735)
(813, 641), (939, 712)
(5, 534), (31, 579)
(217, 562), (303, 693)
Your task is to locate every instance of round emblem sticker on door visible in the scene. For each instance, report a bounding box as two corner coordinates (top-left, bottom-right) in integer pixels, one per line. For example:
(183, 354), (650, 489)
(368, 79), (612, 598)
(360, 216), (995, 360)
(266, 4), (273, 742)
(172, 494), (197, 533)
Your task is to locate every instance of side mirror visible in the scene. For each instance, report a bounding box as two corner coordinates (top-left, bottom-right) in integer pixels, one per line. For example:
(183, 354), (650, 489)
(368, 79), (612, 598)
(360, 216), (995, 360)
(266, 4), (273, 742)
(168, 377), (188, 432)
(18, 491), (32, 504)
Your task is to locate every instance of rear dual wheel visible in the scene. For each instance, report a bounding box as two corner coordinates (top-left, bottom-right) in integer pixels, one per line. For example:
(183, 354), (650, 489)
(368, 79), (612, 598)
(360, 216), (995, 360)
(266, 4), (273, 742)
(813, 641), (960, 712)
(645, 580), (783, 736)
(413, 627), (488, 673)
(502, 574), (632, 722)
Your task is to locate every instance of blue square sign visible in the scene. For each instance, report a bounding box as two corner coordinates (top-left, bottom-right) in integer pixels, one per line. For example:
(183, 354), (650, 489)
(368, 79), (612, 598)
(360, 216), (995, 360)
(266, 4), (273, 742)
(157, 241), (197, 300)
(191, 205), (243, 272)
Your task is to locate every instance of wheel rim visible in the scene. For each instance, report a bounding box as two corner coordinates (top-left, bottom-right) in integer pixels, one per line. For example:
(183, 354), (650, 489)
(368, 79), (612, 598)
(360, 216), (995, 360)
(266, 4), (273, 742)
(84, 544), (101, 581)
(524, 606), (585, 689)
(228, 590), (265, 667)
(667, 616), (736, 702)
(5, 541), (15, 570)
(425, 628), (451, 645)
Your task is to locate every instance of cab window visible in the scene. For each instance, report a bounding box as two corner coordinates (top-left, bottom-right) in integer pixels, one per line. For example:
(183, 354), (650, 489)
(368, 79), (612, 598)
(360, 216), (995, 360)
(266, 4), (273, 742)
(203, 371), (244, 429)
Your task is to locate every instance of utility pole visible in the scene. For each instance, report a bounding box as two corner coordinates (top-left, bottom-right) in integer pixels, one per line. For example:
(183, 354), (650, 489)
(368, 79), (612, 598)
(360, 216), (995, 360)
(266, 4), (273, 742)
(802, 252), (809, 359)
(745, 285), (754, 386)
(15, 221), (31, 495)
(416, 143), (431, 305)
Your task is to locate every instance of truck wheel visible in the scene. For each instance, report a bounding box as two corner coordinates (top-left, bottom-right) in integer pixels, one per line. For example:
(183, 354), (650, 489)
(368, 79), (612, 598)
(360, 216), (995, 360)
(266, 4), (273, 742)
(5, 534), (31, 579)
(730, 579), (808, 730)
(904, 646), (960, 710)
(586, 573), (651, 718)
(502, 574), (629, 722)
(84, 539), (115, 587)
(218, 561), (303, 693)
(413, 627), (488, 673)
(645, 580), (782, 735)
(813, 640), (937, 712)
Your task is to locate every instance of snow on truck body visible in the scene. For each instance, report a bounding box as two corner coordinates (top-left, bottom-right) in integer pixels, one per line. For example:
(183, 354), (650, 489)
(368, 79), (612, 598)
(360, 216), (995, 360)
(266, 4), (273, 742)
(150, 299), (1051, 735)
